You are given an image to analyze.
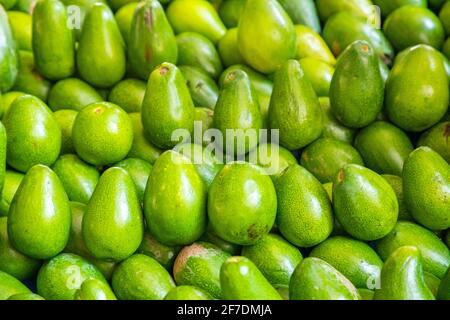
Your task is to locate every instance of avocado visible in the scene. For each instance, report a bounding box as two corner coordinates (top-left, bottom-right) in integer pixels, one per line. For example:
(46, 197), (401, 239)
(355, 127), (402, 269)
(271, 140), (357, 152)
(319, 97), (356, 144)
(0, 5), (18, 92)
(113, 158), (152, 203)
(7, 293), (45, 300)
(299, 58), (334, 97)
(164, 285), (212, 300)
(127, 113), (162, 165)
(316, 0), (374, 22)
(218, 0), (245, 28)
(0, 170), (24, 216)
(358, 288), (374, 300)
(373, 0), (427, 17)
(7, 11), (31, 51)
(106, 80), (146, 112)
(218, 28), (245, 67)
(381, 175), (412, 221)
(74, 278), (116, 300)
(179, 65), (219, 110)
(438, 266), (450, 299)
(294, 25), (336, 66)
(0, 91), (26, 119)
(53, 110), (77, 155)
(114, 2), (138, 44)
(138, 230), (181, 270)
(0, 270), (31, 300)
(418, 121), (450, 163)
(440, 1), (450, 35)
(200, 226), (242, 256)
(278, 0), (321, 33)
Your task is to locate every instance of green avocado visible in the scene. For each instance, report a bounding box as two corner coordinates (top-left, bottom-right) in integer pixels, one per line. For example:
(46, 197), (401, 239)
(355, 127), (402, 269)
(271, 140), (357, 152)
(275, 164), (334, 247)
(0, 5), (18, 92)
(114, 2), (137, 44)
(440, 1), (450, 35)
(374, 246), (435, 300)
(0, 0), (17, 9)
(290, 257), (359, 300)
(319, 97), (356, 144)
(138, 230), (181, 270)
(299, 57), (334, 97)
(173, 241), (230, 299)
(0, 91), (26, 119)
(354, 121), (414, 176)
(113, 158), (152, 203)
(127, 113), (162, 164)
(372, 0), (427, 17)
(200, 226), (242, 255)
(358, 288), (374, 300)
(7, 11), (32, 51)
(316, 0), (374, 22)
(112, 254), (175, 300)
(53, 110), (78, 155)
(64, 202), (90, 258)
(32, 0), (75, 80)
(0, 122), (5, 192)
(108, 79), (146, 114)
(300, 138), (364, 183)
(164, 285), (212, 300)
(74, 278), (116, 300)
(403, 147), (450, 230)
(294, 25), (336, 66)
(381, 175), (412, 221)
(0, 170), (24, 217)
(438, 267), (450, 299)
(7, 293), (44, 300)
(218, 0), (245, 28)
(48, 78), (102, 112)
(218, 28), (245, 67)
(333, 164), (398, 241)
(0, 270), (31, 300)
(418, 121), (450, 163)
(128, 0), (178, 80)
(278, 0), (321, 33)
(179, 65), (219, 110)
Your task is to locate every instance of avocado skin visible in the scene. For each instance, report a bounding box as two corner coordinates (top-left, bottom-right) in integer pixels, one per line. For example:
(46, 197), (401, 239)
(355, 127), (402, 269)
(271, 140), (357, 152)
(48, 78), (102, 112)
(218, 0), (245, 28)
(438, 267), (450, 299)
(220, 256), (283, 300)
(299, 57), (334, 97)
(164, 285), (212, 300)
(418, 121), (450, 163)
(403, 147), (450, 230)
(179, 65), (219, 110)
(112, 254), (175, 300)
(127, 113), (162, 165)
(200, 227), (242, 256)
(0, 270), (31, 300)
(373, 0), (427, 17)
(53, 110), (77, 155)
(319, 97), (356, 144)
(374, 246), (435, 300)
(294, 25), (336, 66)
(381, 175), (412, 221)
(242, 233), (303, 290)
(376, 221), (450, 279)
(7, 11), (32, 51)
(385, 45), (449, 132)
(115, 2), (138, 44)
(275, 164), (334, 247)
(218, 28), (245, 67)
(354, 121), (414, 176)
(289, 257), (359, 300)
(32, 0), (75, 80)
(0, 171), (24, 217)
(0, 122), (5, 194)
(316, 0), (374, 22)
(74, 278), (116, 300)
(108, 79), (146, 114)
(278, 0), (321, 33)
(7, 293), (45, 300)
(0, 5), (18, 92)
(173, 242), (230, 299)
(113, 158), (151, 204)
(138, 230), (181, 270)
(333, 164), (398, 241)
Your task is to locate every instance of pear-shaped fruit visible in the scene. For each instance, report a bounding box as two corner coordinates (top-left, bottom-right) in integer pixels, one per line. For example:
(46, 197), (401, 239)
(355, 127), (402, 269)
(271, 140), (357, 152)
(316, 0), (374, 22)
(319, 97), (356, 144)
(330, 41), (384, 128)
(220, 256), (282, 300)
(403, 147), (450, 230)
(295, 25), (336, 66)
(32, 0), (75, 80)
(113, 158), (152, 204)
(0, 5), (18, 92)
(76, 3), (126, 88)
(138, 230), (181, 270)
(141, 63), (195, 149)
(179, 65), (219, 110)
(108, 79), (146, 113)
(238, 0), (296, 74)
(74, 278), (117, 300)
(164, 286), (212, 300)
(269, 59), (323, 150)
(143, 151), (206, 246)
(381, 175), (412, 221)
(290, 257), (359, 300)
(0, 270), (31, 300)
(374, 246), (435, 300)
(418, 121), (450, 163)
(83, 167), (144, 261)
(128, 0), (178, 80)
(279, 0), (321, 33)
(333, 164), (398, 241)
(48, 78), (102, 112)
(8, 165), (71, 259)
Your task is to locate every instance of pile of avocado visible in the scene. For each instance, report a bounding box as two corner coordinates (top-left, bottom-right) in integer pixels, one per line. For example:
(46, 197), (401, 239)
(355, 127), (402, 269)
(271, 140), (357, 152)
(0, 0), (450, 301)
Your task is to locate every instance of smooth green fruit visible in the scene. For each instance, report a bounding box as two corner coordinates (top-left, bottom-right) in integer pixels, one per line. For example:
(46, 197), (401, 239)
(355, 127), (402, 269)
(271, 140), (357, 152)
(333, 164), (398, 241)
(0, 5), (18, 92)
(381, 175), (412, 221)
(108, 79), (146, 113)
(208, 162), (277, 245)
(7, 293), (44, 300)
(11, 51), (51, 101)
(7, 11), (31, 51)
(424, 271), (441, 297)
(144, 151), (206, 246)
(438, 267), (450, 299)
(330, 41), (384, 128)
(112, 254), (175, 300)
(114, 158), (152, 203)
(77, 3), (126, 88)
(52, 154), (99, 204)
(128, 0), (178, 80)
(0, 0), (17, 9)
(213, 69), (263, 155)
(290, 257), (359, 300)
(295, 25), (336, 66)
(83, 167), (144, 261)
(0, 217), (41, 280)
(218, 28), (245, 67)
(115, 2), (138, 44)
(0, 270), (31, 300)
(385, 45), (449, 132)
(127, 113), (162, 164)
(141, 63), (195, 149)
(0, 171), (24, 217)
(48, 78), (102, 112)
(64, 202), (90, 258)
(200, 226), (242, 256)
(440, 1), (450, 35)
(443, 37), (450, 64)
(278, 0), (321, 33)
(242, 233), (303, 290)
(8, 165), (70, 259)
(0, 123), (5, 193)
(376, 221), (450, 279)
(354, 121), (414, 176)
(310, 236), (383, 289)
(138, 230), (181, 270)
(384, 6), (445, 51)
(358, 289), (374, 300)
(218, 0), (245, 28)
(403, 147), (450, 230)
(418, 121), (450, 163)
(275, 164), (334, 247)
(373, 0), (427, 17)
(374, 246), (435, 300)
(173, 242), (230, 298)
(72, 102), (133, 166)
(32, 0), (75, 80)
(300, 138), (364, 183)
(179, 65), (219, 110)
(316, 0), (374, 22)
(74, 278), (116, 300)
(166, 0), (226, 43)
(269, 59), (323, 150)
(164, 285), (212, 300)
(53, 110), (77, 155)
(238, 0), (296, 74)
(220, 256), (282, 300)
(177, 32), (222, 79)
(0, 91), (26, 119)
(299, 58), (334, 97)
(319, 97), (356, 144)
(36, 253), (106, 300)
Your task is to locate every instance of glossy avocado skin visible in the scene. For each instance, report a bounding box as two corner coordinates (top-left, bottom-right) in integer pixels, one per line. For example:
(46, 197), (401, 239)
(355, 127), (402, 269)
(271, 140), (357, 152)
(218, 28), (245, 67)
(218, 0), (245, 28)
(127, 113), (162, 165)
(373, 0), (427, 17)
(48, 78), (102, 112)
(316, 0), (374, 22)
(113, 158), (152, 204)
(0, 270), (31, 300)
(295, 25), (336, 66)
(74, 278), (117, 300)
(128, 0), (178, 80)
(138, 230), (181, 270)
(8, 293), (45, 300)
(319, 97), (356, 144)
(53, 110), (78, 155)
(438, 267), (450, 299)
(0, 5), (18, 92)
(403, 147), (450, 230)
(32, 0), (75, 80)
(7, 11), (32, 51)
(333, 164), (398, 241)
(220, 256), (283, 300)
(112, 254), (175, 300)
(208, 162), (277, 246)
(179, 65), (219, 110)
(374, 246), (435, 300)
(0, 170), (24, 217)
(418, 121), (450, 163)
(385, 45), (449, 132)
(278, 0), (321, 33)
(289, 257), (359, 300)
(376, 221), (450, 279)
(354, 121), (414, 176)
(299, 57), (334, 97)
(381, 175), (412, 221)
(275, 164), (334, 247)
(108, 79), (146, 114)
(164, 285), (212, 300)
(8, 165), (71, 260)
